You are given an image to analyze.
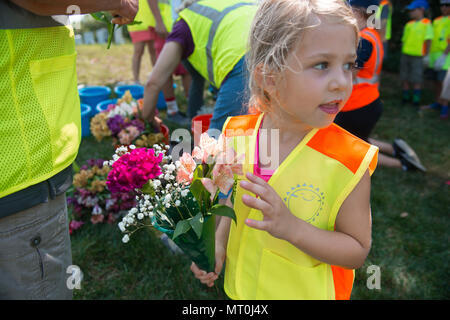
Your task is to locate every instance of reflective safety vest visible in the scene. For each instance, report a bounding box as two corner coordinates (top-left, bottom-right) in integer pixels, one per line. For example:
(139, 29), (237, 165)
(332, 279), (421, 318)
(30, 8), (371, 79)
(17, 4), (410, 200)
(178, 0), (257, 88)
(342, 28), (383, 112)
(222, 113), (378, 300)
(429, 16), (450, 70)
(128, 0), (156, 32)
(158, 0), (175, 32)
(0, 3), (81, 198)
(401, 18), (433, 57)
(376, 0), (393, 41)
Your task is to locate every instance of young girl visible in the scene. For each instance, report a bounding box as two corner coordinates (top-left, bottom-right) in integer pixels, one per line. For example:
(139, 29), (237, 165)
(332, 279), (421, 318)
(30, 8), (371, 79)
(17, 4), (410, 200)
(190, 0), (378, 300)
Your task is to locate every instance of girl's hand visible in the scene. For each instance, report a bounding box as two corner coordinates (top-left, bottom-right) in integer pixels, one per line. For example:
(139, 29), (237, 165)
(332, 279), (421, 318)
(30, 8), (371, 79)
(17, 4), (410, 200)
(240, 172), (296, 240)
(190, 242), (226, 287)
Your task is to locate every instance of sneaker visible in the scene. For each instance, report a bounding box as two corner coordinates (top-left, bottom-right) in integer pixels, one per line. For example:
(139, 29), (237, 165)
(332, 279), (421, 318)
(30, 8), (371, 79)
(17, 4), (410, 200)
(440, 105), (448, 119)
(166, 112), (191, 127)
(393, 139), (426, 172)
(398, 151), (427, 172)
(420, 102), (441, 111)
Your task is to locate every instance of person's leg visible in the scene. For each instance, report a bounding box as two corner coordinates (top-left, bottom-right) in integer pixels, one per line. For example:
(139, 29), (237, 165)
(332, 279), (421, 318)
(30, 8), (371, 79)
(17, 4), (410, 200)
(146, 40), (157, 66)
(368, 138), (395, 155)
(421, 78), (443, 111)
(208, 57), (249, 133)
(377, 153), (402, 168)
(400, 54), (411, 103)
(411, 56), (425, 107)
(182, 59), (205, 119)
(0, 194), (72, 299)
(181, 72), (192, 98)
(132, 41), (146, 83)
(439, 70), (450, 119)
(152, 34), (184, 120)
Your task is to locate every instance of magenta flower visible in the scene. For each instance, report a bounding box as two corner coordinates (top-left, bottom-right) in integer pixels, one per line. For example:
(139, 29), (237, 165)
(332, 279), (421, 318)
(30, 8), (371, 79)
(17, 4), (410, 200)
(106, 148), (163, 193)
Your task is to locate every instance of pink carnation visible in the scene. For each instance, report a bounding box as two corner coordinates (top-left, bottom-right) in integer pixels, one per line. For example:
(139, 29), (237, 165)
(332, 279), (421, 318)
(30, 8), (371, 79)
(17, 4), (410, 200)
(106, 148), (163, 193)
(118, 125), (141, 145)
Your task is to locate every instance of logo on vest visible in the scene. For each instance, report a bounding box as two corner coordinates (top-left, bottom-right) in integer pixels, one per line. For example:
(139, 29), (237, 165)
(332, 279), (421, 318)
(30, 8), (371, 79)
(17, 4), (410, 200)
(284, 183), (325, 223)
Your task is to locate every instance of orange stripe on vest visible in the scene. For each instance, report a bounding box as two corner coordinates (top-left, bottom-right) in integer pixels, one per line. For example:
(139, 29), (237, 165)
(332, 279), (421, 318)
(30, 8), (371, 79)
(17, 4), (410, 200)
(306, 123), (374, 174)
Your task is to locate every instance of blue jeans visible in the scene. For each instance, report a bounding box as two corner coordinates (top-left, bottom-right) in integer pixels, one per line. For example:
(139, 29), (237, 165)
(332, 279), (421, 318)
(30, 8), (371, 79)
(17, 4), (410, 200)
(182, 59), (205, 119)
(208, 56), (249, 132)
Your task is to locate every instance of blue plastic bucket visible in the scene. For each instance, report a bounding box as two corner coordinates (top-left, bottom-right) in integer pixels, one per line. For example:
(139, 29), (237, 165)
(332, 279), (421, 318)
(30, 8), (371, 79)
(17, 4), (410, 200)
(79, 86), (112, 116)
(80, 103), (92, 137)
(156, 90), (166, 110)
(114, 84), (144, 100)
(96, 99), (117, 114)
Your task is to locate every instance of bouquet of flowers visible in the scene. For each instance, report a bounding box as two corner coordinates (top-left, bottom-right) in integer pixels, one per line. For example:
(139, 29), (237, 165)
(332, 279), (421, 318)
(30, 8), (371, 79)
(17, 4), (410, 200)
(67, 158), (136, 234)
(106, 133), (244, 272)
(90, 90), (167, 148)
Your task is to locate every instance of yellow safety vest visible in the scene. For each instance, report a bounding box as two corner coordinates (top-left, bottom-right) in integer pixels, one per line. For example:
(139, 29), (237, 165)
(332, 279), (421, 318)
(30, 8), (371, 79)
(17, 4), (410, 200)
(429, 16), (450, 70)
(128, 0), (156, 32)
(158, 0), (175, 32)
(222, 113), (378, 300)
(401, 18), (433, 57)
(178, 0), (257, 88)
(0, 5), (81, 198)
(376, 0), (393, 41)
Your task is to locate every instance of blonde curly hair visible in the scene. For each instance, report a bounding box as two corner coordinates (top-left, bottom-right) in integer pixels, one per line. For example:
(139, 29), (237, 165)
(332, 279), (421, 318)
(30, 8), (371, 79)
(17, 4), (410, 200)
(246, 0), (359, 114)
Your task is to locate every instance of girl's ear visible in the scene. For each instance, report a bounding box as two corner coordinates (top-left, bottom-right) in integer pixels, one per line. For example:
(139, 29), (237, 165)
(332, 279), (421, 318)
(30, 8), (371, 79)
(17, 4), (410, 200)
(254, 63), (277, 99)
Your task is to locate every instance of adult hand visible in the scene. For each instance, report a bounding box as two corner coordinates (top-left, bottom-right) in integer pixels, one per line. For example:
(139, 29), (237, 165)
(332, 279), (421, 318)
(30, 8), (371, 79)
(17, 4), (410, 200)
(151, 116), (163, 133)
(154, 21), (169, 39)
(434, 54), (447, 71)
(110, 0), (139, 25)
(240, 172), (296, 240)
(422, 54), (430, 67)
(190, 242), (226, 287)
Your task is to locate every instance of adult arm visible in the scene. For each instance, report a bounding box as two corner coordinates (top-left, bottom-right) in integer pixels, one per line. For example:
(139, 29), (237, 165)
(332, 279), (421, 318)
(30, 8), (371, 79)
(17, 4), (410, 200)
(147, 0), (169, 38)
(9, 0), (138, 24)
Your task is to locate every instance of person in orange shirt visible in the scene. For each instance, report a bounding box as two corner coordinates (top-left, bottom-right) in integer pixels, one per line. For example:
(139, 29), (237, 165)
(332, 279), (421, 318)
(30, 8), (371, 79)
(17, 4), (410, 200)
(335, 0), (426, 172)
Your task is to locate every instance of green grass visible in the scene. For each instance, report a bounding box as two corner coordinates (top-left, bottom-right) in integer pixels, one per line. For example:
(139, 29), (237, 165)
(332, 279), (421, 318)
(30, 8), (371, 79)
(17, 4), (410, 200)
(71, 44), (449, 300)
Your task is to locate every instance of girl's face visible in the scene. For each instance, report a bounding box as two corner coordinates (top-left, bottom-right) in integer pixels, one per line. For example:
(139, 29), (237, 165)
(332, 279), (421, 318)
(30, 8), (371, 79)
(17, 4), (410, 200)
(268, 22), (357, 131)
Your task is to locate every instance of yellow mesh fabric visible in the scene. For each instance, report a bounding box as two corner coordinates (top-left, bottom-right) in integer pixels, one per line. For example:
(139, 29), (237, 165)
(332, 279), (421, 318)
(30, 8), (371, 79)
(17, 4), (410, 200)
(0, 26), (80, 198)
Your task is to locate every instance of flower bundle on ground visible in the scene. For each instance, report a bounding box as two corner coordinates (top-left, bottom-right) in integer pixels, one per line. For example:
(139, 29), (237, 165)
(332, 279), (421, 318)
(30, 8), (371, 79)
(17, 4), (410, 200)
(106, 133), (244, 272)
(90, 90), (165, 147)
(67, 158), (136, 234)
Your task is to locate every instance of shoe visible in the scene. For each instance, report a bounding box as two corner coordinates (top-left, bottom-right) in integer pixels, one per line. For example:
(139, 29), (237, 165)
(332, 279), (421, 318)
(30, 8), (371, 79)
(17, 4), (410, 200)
(440, 105), (448, 119)
(420, 102), (441, 111)
(398, 151), (427, 172)
(393, 139), (426, 172)
(166, 112), (191, 127)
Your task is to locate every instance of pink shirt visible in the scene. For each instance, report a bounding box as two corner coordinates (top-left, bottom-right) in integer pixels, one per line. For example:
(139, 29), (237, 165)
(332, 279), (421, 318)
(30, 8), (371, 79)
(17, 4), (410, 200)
(254, 117), (275, 182)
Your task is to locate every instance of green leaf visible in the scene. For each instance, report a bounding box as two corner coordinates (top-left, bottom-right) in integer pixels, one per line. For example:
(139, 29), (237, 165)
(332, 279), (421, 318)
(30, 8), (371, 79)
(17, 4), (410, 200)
(90, 12), (110, 24)
(209, 204), (237, 223)
(107, 24), (116, 49)
(72, 161), (80, 173)
(192, 164), (204, 180)
(172, 219), (191, 240)
(189, 212), (204, 239)
(189, 179), (203, 201)
(141, 181), (155, 196)
(128, 20), (142, 26)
